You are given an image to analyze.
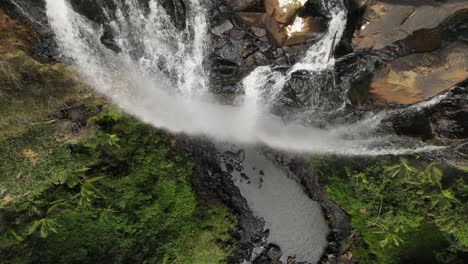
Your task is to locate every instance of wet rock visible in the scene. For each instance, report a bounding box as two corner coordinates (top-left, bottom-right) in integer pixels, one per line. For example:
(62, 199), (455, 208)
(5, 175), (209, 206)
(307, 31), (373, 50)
(334, 52), (383, 107)
(392, 86), (468, 141)
(237, 12), (266, 26)
(211, 58), (239, 77)
(212, 20), (234, 36)
(253, 244), (282, 264)
(284, 30), (321, 46)
(235, 3), (324, 47)
(353, 0), (468, 50)
(240, 172), (250, 180)
(228, 0), (262, 12)
(159, 0), (186, 30)
(369, 41), (468, 105)
(455, 142), (468, 157)
(225, 163), (234, 173)
(252, 26), (267, 37)
(245, 51), (270, 66)
(393, 111), (434, 141)
(0, 0), (58, 62)
(278, 69), (343, 111)
(176, 137), (265, 263)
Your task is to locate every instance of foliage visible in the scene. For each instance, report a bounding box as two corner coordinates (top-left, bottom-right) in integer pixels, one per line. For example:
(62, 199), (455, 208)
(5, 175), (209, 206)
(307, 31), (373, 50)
(0, 107), (236, 263)
(176, 203), (237, 264)
(314, 156), (468, 264)
(0, 15), (235, 263)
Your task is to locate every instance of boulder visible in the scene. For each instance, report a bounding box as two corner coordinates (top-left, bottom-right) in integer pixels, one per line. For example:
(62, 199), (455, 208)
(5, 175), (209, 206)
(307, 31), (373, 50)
(251, 26), (267, 37)
(265, 0), (306, 24)
(253, 244), (282, 264)
(284, 17), (322, 46)
(275, 69), (341, 111)
(236, 10), (321, 47)
(211, 20), (234, 36)
(369, 41), (468, 105)
(353, 0), (468, 50)
(392, 86), (468, 141)
(264, 14), (288, 47)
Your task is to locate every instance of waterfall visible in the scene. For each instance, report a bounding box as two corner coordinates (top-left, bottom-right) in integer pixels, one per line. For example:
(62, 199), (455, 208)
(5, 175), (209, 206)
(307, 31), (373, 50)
(243, 0), (348, 112)
(41, 0), (443, 155)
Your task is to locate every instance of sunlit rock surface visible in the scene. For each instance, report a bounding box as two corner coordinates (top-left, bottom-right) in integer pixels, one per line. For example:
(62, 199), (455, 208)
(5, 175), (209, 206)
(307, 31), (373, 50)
(351, 0), (468, 105)
(353, 0), (468, 50)
(370, 42), (468, 104)
(265, 0), (307, 24)
(236, 0), (321, 47)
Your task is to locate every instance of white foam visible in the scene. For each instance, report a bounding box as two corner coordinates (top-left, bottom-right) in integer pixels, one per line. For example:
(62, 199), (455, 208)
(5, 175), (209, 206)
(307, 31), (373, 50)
(43, 0), (444, 155)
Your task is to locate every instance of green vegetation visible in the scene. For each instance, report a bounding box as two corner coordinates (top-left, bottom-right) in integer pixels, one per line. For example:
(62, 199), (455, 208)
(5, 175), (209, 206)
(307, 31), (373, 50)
(0, 107), (236, 263)
(314, 157), (468, 264)
(0, 9), (89, 140)
(0, 50), (88, 140)
(0, 15), (236, 262)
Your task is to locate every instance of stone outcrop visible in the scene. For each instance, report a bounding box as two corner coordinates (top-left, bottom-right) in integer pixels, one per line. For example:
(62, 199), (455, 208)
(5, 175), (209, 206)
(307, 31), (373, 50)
(370, 41), (468, 104)
(264, 0), (306, 24)
(353, 0), (468, 50)
(235, 0), (324, 47)
(392, 85), (468, 142)
(349, 0), (468, 105)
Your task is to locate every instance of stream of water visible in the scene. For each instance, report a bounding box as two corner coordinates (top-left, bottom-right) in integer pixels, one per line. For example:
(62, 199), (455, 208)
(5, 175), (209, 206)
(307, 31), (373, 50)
(38, 0), (444, 155)
(218, 145), (329, 263)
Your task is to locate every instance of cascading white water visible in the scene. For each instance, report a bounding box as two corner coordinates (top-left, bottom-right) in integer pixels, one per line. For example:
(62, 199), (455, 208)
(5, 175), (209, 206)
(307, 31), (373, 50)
(43, 0), (444, 155)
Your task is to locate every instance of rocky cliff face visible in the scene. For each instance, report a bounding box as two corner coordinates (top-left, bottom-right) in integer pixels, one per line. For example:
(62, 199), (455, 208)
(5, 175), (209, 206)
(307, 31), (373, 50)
(332, 0), (468, 154)
(351, 0), (468, 105)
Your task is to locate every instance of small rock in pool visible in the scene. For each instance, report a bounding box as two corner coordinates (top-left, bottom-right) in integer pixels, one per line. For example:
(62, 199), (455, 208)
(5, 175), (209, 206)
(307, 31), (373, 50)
(225, 163), (234, 172)
(240, 172), (249, 180)
(211, 20), (233, 36)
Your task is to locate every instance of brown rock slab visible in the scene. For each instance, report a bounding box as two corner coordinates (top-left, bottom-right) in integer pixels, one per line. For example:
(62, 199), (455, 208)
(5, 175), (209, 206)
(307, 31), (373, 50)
(370, 42), (468, 104)
(284, 31), (320, 46)
(265, 0), (305, 24)
(236, 11), (320, 47)
(236, 12), (266, 27)
(354, 0), (468, 50)
(264, 14), (288, 47)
